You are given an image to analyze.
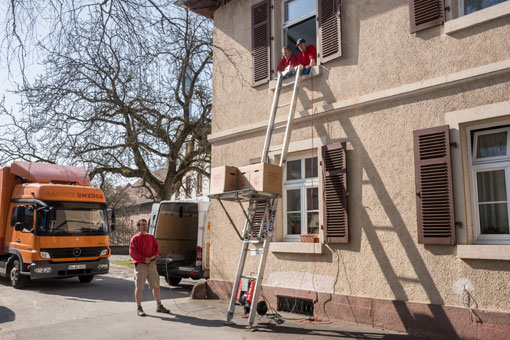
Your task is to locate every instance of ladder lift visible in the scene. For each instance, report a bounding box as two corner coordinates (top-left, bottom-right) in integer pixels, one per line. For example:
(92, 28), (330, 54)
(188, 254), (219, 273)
(210, 65), (303, 329)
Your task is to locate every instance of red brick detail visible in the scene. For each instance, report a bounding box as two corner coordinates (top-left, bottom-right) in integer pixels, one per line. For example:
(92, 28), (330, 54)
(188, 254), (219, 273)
(206, 279), (510, 340)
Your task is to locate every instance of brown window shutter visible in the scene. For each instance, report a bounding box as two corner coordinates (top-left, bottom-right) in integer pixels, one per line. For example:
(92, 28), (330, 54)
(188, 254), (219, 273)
(318, 0), (342, 63)
(251, 0), (270, 87)
(413, 125), (456, 245)
(409, 0), (445, 33)
(322, 142), (348, 243)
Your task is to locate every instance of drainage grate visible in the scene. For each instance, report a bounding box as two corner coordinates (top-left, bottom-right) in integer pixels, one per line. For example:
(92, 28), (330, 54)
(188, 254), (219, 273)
(277, 296), (314, 316)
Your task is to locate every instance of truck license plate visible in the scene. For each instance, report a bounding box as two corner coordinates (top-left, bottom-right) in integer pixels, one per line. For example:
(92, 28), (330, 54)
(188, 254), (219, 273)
(67, 264), (86, 270)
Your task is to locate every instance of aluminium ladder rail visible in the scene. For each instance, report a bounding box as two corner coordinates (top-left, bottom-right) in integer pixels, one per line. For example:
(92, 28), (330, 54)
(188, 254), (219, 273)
(210, 65), (303, 329)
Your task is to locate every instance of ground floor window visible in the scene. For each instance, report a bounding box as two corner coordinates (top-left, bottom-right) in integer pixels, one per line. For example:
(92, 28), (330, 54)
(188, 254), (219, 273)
(468, 123), (510, 244)
(283, 154), (319, 241)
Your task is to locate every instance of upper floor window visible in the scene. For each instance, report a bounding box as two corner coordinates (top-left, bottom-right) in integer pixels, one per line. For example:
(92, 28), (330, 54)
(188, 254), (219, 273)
(468, 124), (510, 244)
(283, 0), (316, 56)
(251, 0), (341, 86)
(462, 0), (508, 15)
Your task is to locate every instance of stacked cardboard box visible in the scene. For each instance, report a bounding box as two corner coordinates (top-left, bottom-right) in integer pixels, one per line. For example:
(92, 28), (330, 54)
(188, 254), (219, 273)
(209, 163), (282, 195)
(237, 163), (282, 195)
(209, 166), (238, 195)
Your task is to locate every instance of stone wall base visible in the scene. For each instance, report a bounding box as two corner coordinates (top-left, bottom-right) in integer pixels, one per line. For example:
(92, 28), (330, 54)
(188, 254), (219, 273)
(206, 279), (510, 340)
(110, 246), (129, 255)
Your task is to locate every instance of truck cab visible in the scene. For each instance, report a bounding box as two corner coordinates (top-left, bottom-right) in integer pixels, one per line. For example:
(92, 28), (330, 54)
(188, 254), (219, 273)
(149, 200), (210, 286)
(0, 162), (112, 288)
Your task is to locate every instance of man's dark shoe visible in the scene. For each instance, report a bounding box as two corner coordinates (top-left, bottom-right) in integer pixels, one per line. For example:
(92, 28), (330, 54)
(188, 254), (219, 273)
(137, 308), (146, 317)
(156, 304), (170, 314)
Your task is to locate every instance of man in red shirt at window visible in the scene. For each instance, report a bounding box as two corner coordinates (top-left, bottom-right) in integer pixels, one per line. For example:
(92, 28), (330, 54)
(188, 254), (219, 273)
(296, 38), (316, 74)
(129, 218), (170, 316)
(277, 46), (298, 75)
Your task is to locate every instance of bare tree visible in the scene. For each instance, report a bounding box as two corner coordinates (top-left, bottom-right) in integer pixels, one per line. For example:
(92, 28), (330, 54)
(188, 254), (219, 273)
(0, 0), (212, 200)
(101, 177), (134, 210)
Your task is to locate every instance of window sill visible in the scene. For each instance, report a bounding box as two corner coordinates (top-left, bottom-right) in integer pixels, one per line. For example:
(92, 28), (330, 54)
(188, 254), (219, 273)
(270, 241), (323, 254)
(269, 66), (321, 91)
(457, 244), (510, 261)
(444, 1), (510, 35)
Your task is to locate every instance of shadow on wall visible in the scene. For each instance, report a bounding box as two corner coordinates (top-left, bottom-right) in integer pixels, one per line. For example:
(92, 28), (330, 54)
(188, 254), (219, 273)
(0, 306), (15, 324)
(281, 82), (472, 336)
(296, 0), (362, 105)
(463, 259), (510, 272)
(295, 69), (510, 337)
(331, 113), (458, 336)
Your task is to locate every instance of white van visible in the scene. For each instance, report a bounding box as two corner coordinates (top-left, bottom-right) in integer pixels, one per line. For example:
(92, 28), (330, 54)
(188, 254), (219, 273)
(149, 200), (210, 285)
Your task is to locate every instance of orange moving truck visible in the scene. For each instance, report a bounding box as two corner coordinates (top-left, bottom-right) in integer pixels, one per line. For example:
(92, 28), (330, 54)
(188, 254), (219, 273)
(0, 162), (113, 288)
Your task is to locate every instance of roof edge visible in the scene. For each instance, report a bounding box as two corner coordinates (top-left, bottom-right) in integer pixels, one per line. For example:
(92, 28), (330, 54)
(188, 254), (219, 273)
(174, 0), (231, 19)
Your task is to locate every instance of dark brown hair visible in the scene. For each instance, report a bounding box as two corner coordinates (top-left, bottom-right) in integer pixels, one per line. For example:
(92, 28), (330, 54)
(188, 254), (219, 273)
(136, 218), (148, 227)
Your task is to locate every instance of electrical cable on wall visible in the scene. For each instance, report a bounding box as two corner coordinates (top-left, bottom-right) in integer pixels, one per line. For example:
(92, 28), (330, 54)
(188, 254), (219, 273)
(298, 69), (332, 325)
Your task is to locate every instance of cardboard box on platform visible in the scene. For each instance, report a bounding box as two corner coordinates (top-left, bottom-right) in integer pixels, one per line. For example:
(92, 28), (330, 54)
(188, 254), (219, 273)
(237, 165), (252, 191)
(210, 165), (238, 194)
(237, 163), (282, 195)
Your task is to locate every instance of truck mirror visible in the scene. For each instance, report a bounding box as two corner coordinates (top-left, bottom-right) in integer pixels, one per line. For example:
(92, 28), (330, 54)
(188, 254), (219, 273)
(14, 222), (24, 232)
(48, 207), (57, 221)
(15, 206), (25, 224)
(110, 209), (116, 231)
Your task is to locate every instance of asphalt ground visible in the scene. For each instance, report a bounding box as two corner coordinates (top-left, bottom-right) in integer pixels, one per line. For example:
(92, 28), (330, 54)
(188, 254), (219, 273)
(0, 255), (438, 340)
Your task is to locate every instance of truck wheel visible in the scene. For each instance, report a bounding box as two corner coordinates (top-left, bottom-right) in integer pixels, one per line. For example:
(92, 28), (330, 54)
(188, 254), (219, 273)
(78, 275), (94, 283)
(165, 275), (181, 286)
(10, 260), (28, 289)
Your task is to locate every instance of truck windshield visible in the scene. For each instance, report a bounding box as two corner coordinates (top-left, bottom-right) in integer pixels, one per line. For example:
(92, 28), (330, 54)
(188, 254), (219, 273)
(37, 202), (108, 236)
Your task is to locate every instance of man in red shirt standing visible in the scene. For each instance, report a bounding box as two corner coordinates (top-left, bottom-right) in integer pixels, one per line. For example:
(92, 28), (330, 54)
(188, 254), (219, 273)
(296, 38), (317, 74)
(129, 218), (170, 316)
(277, 46), (298, 75)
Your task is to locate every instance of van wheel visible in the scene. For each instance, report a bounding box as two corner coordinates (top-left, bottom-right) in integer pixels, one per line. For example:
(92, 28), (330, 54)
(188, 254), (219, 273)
(10, 260), (29, 289)
(78, 275), (94, 283)
(165, 275), (181, 286)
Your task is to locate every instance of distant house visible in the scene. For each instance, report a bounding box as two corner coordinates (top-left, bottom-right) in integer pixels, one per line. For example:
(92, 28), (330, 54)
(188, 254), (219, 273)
(109, 181), (155, 246)
(173, 171), (210, 201)
(173, 141), (211, 201)
(179, 0), (510, 339)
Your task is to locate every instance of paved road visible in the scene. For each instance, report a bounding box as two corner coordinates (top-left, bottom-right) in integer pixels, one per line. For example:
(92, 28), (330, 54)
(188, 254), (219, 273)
(0, 256), (437, 340)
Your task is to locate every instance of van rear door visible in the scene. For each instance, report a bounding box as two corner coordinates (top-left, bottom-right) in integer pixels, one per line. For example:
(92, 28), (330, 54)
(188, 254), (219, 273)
(196, 201), (210, 276)
(151, 200), (210, 281)
(149, 203), (160, 235)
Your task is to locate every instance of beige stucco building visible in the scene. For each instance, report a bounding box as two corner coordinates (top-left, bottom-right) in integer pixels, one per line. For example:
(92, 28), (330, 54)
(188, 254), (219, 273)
(181, 0), (510, 338)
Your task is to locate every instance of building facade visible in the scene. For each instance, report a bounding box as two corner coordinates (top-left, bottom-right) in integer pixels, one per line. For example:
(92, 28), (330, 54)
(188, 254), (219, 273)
(183, 0), (510, 339)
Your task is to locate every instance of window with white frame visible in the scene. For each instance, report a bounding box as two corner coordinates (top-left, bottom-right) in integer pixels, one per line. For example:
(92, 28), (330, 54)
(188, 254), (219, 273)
(468, 124), (510, 244)
(282, 0), (316, 56)
(461, 0), (508, 15)
(283, 154), (319, 241)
